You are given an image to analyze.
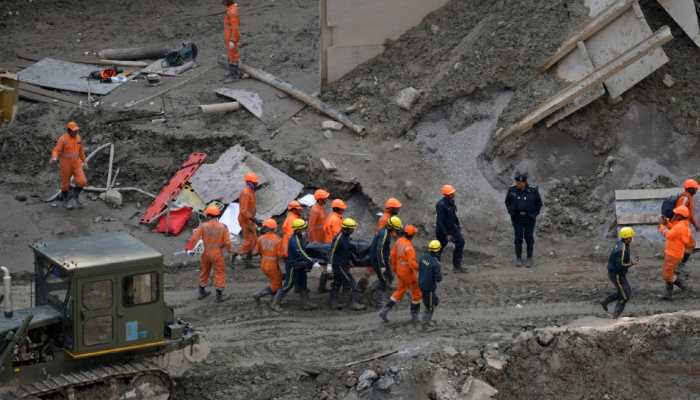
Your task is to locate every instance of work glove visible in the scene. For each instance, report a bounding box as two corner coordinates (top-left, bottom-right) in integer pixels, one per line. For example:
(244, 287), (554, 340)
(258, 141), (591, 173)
(312, 262), (321, 271)
(326, 265), (333, 275)
(228, 41), (237, 50)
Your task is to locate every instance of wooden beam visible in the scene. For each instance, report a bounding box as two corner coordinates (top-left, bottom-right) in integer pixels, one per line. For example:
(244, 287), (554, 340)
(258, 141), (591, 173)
(542, 0), (636, 71)
(18, 83), (82, 105)
(504, 26), (672, 138)
(615, 188), (679, 201)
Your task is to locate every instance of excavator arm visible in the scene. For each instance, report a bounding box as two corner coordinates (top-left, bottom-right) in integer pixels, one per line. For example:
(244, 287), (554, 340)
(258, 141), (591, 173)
(0, 315), (33, 375)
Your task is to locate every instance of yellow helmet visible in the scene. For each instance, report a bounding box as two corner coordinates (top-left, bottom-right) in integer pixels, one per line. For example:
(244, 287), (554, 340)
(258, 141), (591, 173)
(428, 240), (442, 252)
(342, 218), (358, 230)
(388, 215), (403, 230)
(619, 227), (635, 240)
(292, 218), (308, 231)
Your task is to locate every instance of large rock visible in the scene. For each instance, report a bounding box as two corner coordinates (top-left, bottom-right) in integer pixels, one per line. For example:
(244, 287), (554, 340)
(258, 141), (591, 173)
(429, 368), (459, 400)
(356, 369), (378, 391)
(461, 377), (498, 400)
(395, 87), (422, 110)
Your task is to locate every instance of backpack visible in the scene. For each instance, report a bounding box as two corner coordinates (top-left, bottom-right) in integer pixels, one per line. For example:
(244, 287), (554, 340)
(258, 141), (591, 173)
(661, 194), (680, 219)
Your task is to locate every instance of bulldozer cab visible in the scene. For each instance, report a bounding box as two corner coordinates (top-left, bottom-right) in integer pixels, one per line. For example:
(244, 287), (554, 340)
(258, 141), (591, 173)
(30, 232), (173, 359)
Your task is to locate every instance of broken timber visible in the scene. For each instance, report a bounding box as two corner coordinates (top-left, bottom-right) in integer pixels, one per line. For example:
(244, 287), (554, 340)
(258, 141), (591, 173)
(503, 26), (672, 139)
(542, 0), (636, 71)
(240, 63), (365, 135)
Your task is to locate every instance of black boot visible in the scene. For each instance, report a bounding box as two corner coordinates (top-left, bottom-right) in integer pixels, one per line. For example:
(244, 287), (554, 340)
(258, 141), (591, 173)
(422, 309), (434, 325)
(271, 290), (284, 311)
(410, 303), (421, 323)
(378, 299), (395, 322)
(72, 187), (84, 208)
(253, 287), (272, 305)
(349, 291), (367, 311)
(198, 286), (210, 300)
(612, 301), (626, 319)
(300, 290), (318, 310)
(243, 253), (255, 269)
(661, 283), (674, 301)
(216, 289), (228, 303)
(674, 279), (688, 291)
(329, 289), (343, 310)
(318, 272), (330, 294)
(453, 265), (466, 274)
(600, 299), (609, 313)
(225, 63), (241, 82)
(63, 190), (74, 210)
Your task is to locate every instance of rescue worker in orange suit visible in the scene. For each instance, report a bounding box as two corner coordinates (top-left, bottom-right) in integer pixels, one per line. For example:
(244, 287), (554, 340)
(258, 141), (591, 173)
(600, 227), (639, 319)
(50, 121), (87, 210)
(675, 179), (699, 278)
(237, 172), (259, 267)
(436, 185), (466, 273)
(190, 205), (233, 303)
(282, 200), (304, 257)
(659, 206), (694, 300)
(328, 218), (367, 311)
(375, 198), (402, 232)
(324, 199), (347, 243)
(308, 189), (332, 291)
(378, 225), (421, 322)
(253, 219), (285, 305)
(369, 215), (403, 290)
(271, 219), (322, 311)
(223, 0), (241, 81)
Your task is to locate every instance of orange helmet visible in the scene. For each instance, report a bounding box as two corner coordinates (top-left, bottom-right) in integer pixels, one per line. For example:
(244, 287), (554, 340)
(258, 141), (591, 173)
(314, 189), (330, 200)
(404, 224), (417, 236)
(441, 185), (456, 196)
(287, 200), (302, 211)
(204, 204), (221, 217)
(684, 179), (699, 190)
(244, 172), (259, 184)
(674, 206), (690, 218)
(66, 121), (80, 132)
(385, 197), (402, 209)
(262, 218), (277, 230)
(331, 199), (347, 210)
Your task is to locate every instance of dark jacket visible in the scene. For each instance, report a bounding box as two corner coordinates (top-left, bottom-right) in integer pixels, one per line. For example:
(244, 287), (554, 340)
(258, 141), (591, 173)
(436, 197), (460, 236)
(329, 231), (356, 268)
(286, 233), (316, 270)
(369, 228), (392, 270)
(419, 252), (442, 291)
(505, 185), (542, 219)
(607, 240), (632, 274)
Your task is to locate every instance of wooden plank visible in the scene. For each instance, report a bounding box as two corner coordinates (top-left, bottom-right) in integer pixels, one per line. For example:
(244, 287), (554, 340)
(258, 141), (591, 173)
(542, 0), (636, 71)
(17, 90), (75, 107)
(503, 26), (672, 138)
(615, 188), (679, 201)
(616, 213), (660, 225)
(18, 82), (82, 105)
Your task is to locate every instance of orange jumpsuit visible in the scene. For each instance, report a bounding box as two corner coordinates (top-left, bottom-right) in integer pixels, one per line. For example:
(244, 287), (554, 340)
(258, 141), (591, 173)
(659, 220), (694, 283)
(375, 210), (390, 233)
(51, 133), (87, 192)
(238, 186), (257, 254)
(255, 232), (284, 292)
(224, 3), (241, 64)
(676, 193), (698, 230)
(281, 211), (301, 257)
(191, 220), (232, 289)
(308, 203), (327, 243)
(390, 237), (421, 303)
(323, 211), (343, 244)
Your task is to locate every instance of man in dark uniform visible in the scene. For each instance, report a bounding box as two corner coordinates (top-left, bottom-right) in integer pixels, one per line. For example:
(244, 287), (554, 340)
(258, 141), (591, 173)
(600, 227), (639, 319)
(369, 215), (403, 289)
(328, 218), (366, 311)
(505, 173), (542, 268)
(435, 184), (465, 273)
(419, 240), (443, 326)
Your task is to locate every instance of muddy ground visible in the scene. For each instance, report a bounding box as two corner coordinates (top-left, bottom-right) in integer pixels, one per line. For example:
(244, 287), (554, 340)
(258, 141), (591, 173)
(1, 0), (700, 398)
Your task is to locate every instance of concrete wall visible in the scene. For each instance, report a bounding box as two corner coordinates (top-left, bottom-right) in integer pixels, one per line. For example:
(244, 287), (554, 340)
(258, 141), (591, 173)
(319, 0), (450, 88)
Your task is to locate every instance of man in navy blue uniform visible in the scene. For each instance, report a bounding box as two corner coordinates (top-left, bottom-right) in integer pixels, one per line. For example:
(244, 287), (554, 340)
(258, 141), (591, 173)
(271, 219), (321, 311)
(600, 227), (639, 319)
(505, 173), (542, 268)
(328, 218), (367, 311)
(419, 240), (443, 325)
(435, 184), (465, 273)
(369, 215), (403, 289)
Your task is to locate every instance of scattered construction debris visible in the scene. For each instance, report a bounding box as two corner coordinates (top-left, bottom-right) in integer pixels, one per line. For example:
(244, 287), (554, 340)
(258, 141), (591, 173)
(240, 63), (365, 134)
(215, 88), (264, 119)
(18, 58), (131, 95)
(321, 120), (343, 131)
(199, 102), (241, 113)
(394, 87), (421, 111)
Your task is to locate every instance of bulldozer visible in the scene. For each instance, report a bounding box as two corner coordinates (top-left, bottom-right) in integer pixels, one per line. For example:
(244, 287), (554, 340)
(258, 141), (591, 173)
(0, 232), (209, 399)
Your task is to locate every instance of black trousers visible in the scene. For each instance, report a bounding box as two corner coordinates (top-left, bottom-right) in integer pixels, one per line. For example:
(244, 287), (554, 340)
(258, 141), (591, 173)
(421, 290), (439, 312)
(280, 265), (308, 296)
(436, 229), (465, 268)
(512, 215), (536, 259)
(332, 264), (359, 293)
(603, 271), (631, 305)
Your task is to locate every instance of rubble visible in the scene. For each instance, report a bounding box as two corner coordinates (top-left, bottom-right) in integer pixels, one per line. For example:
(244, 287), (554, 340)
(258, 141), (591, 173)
(394, 87), (421, 111)
(321, 120), (343, 131)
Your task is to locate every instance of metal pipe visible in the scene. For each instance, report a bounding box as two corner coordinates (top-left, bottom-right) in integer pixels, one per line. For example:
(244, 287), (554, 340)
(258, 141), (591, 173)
(1, 266), (12, 318)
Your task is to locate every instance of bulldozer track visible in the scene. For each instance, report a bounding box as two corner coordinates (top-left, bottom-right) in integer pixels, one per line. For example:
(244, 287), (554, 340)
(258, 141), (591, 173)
(12, 360), (173, 400)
